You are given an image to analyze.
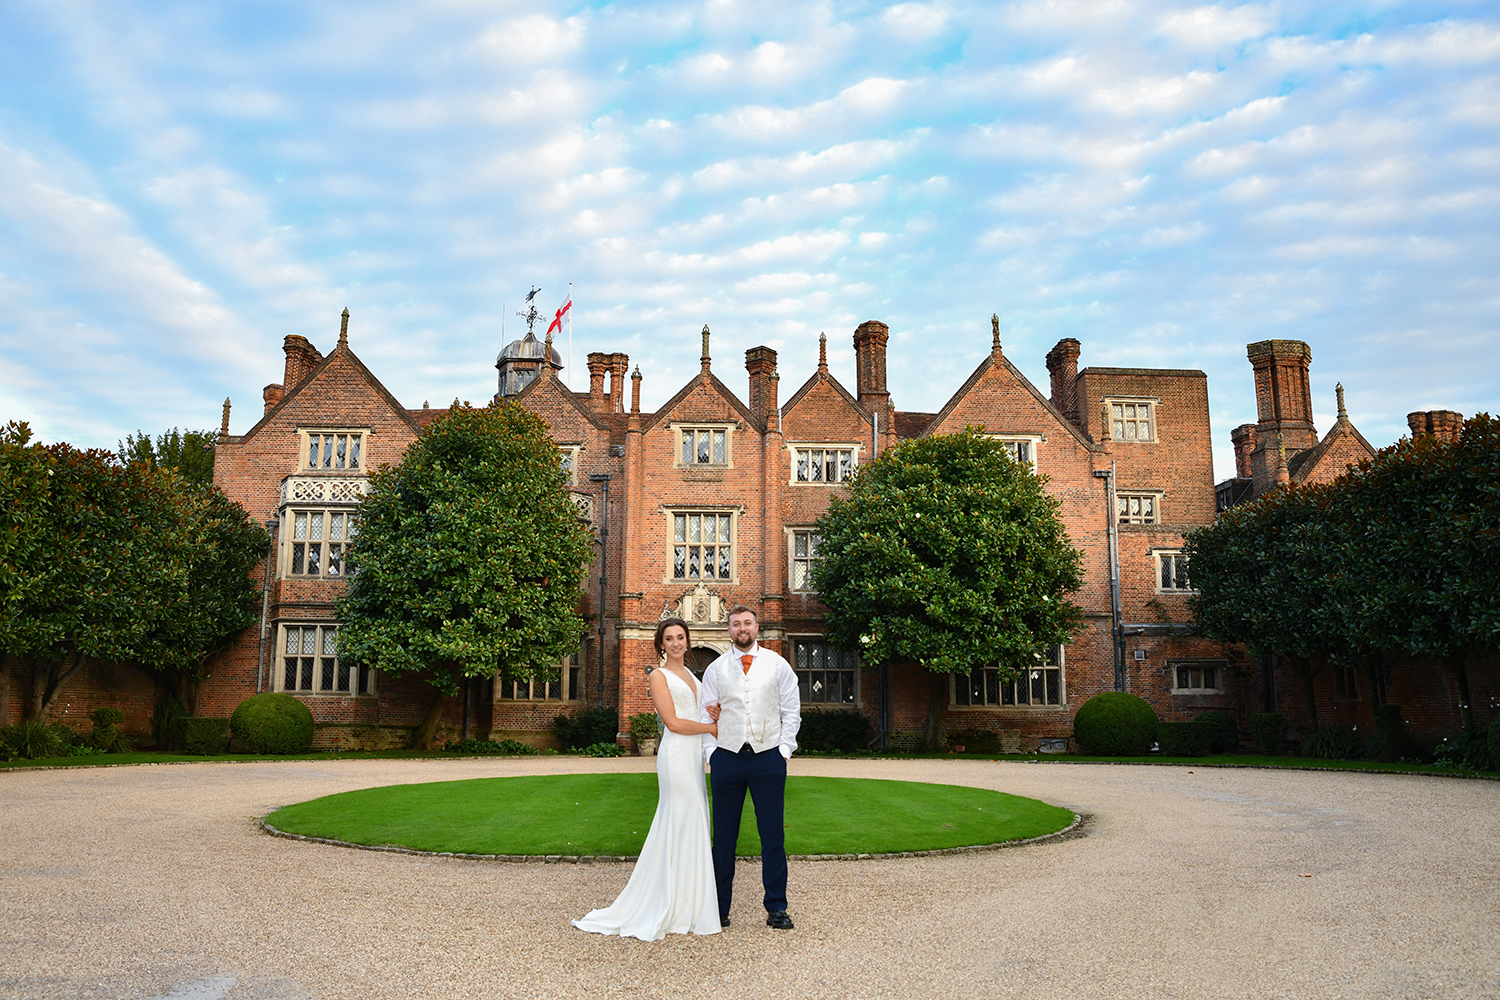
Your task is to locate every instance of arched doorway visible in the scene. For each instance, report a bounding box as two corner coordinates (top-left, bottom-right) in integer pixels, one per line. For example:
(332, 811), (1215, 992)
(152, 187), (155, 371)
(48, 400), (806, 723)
(687, 647), (721, 678)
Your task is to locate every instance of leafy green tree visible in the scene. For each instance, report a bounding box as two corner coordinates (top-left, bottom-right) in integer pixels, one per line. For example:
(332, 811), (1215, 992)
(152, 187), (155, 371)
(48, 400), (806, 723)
(1185, 483), (1369, 731)
(812, 427), (1084, 749)
(336, 401), (595, 749)
(119, 427), (217, 487)
(1350, 414), (1500, 731)
(130, 476), (269, 712)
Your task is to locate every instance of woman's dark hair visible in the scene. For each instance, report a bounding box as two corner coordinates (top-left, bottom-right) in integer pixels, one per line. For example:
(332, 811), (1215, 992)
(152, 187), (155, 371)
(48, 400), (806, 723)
(654, 617), (692, 656)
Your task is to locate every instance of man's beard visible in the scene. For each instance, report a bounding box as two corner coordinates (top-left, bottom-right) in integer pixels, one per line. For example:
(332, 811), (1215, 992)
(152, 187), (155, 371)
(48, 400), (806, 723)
(732, 635), (755, 652)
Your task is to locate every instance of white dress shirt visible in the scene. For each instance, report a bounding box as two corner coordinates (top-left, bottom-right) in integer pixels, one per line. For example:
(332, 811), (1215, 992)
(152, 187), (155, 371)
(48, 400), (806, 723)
(699, 642), (801, 762)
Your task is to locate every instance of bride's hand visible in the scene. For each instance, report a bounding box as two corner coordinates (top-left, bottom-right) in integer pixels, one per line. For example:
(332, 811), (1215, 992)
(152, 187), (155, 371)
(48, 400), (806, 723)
(705, 702), (721, 722)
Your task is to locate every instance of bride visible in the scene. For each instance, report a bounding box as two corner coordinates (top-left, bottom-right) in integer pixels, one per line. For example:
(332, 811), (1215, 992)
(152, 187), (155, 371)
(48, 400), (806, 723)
(572, 617), (722, 940)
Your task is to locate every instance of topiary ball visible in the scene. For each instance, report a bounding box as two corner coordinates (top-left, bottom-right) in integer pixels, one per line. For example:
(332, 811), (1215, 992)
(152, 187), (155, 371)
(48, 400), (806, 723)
(1073, 692), (1158, 756)
(231, 693), (315, 754)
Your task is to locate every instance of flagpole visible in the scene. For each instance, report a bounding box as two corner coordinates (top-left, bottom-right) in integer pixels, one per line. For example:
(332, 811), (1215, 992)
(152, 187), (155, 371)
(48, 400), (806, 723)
(567, 281), (573, 392)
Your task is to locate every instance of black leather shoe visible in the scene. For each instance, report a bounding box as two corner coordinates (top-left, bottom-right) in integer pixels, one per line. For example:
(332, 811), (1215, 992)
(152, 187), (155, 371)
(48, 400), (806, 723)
(766, 910), (794, 930)
(720, 915), (731, 928)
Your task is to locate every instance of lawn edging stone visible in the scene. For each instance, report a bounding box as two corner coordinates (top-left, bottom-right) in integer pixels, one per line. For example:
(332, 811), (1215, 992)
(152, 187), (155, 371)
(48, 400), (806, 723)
(258, 811), (1084, 863)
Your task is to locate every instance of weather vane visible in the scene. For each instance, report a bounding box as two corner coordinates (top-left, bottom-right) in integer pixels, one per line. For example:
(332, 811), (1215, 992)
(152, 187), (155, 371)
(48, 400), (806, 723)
(516, 286), (542, 336)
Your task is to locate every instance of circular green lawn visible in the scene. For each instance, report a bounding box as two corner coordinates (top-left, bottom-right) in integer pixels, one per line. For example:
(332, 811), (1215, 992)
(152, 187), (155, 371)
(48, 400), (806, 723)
(266, 774), (1074, 856)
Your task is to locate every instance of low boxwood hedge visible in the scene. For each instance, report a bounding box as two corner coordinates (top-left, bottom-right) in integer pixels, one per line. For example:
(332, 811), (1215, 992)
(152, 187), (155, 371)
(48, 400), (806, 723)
(1194, 710), (1239, 753)
(800, 709), (871, 752)
(231, 693), (315, 754)
(1251, 712), (1287, 756)
(1157, 721), (1212, 757)
(1073, 692), (1157, 756)
(181, 717), (231, 755)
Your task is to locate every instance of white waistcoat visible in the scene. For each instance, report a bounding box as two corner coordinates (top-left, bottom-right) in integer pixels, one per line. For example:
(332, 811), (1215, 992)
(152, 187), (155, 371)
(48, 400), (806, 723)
(712, 654), (783, 755)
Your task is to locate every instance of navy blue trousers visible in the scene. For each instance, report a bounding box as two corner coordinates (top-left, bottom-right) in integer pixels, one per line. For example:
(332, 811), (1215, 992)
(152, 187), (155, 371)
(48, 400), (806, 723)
(709, 746), (788, 917)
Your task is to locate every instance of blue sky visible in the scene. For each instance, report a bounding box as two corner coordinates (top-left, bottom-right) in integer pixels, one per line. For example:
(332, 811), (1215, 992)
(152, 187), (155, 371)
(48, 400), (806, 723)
(1, 0), (1496, 481)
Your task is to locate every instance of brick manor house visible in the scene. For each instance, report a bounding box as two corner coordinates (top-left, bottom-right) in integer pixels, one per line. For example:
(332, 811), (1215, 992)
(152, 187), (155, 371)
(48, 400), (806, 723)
(7, 313), (1486, 748)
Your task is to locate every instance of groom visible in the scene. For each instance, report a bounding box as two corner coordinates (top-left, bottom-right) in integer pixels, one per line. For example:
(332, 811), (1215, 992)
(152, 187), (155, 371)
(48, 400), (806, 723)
(699, 604), (801, 930)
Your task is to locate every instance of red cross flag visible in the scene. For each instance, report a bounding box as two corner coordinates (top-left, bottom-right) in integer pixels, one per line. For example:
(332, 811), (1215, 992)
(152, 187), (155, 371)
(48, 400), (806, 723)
(547, 293), (571, 336)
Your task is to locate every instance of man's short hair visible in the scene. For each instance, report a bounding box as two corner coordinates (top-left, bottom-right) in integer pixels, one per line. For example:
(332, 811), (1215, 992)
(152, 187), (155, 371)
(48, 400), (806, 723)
(727, 604), (757, 621)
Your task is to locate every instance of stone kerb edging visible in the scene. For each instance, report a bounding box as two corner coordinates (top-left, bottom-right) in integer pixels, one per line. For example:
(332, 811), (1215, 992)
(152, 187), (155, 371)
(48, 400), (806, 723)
(258, 811), (1085, 863)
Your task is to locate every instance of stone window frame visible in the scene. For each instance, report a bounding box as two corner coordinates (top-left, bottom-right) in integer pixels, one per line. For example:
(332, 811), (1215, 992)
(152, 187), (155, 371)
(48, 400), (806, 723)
(788, 636), (861, 707)
(275, 622), (375, 697)
(673, 422), (735, 469)
(983, 433), (1043, 472)
(950, 646), (1066, 709)
(282, 507), (357, 579)
(663, 506), (740, 585)
(1153, 549), (1193, 594)
(787, 442), (861, 485)
(1333, 662), (1360, 701)
(299, 428), (369, 472)
(1169, 658), (1225, 695)
(787, 527), (821, 593)
(1117, 490), (1164, 525)
(496, 650), (584, 703)
(558, 444), (582, 487)
(1104, 398), (1158, 444)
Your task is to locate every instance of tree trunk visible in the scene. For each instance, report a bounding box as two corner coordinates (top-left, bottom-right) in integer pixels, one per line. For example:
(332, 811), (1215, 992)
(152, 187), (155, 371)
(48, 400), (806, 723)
(1289, 654), (1318, 734)
(1363, 651), (1386, 708)
(34, 652), (85, 720)
(408, 686), (451, 750)
(923, 671), (949, 751)
(1445, 651), (1474, 732)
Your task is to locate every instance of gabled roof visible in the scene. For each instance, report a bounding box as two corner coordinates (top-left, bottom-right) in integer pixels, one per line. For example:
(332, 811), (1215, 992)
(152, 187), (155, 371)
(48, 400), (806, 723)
(780, 368), (868, 421)
(237, 344), (423, 441)
(922, 351), (1095, 449)
(641, 371), (765, 434)
(1289, 416), (1376, 481)
(512, 368), (613, 431)
(894, 411), (936, 439)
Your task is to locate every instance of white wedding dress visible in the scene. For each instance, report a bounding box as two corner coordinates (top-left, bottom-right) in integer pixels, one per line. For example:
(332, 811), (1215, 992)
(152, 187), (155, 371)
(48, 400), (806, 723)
(572, 668), (721, 940)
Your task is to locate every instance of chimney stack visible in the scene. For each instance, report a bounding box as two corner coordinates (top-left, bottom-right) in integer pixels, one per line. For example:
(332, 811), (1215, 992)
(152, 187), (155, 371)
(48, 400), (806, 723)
(263, 384), (283, 414)
(609, 353), (629, 412)
(1407, 410), (1464, 443)
(852, 320), (890, 408)
(587, 353), (609, 411)
(1246, 340), (1316, 495)
(283, 335), (323, 391)
(1231, 424), (1257, 479)
(745, 346), (778, 421)
(1045, 338), (1081, 423)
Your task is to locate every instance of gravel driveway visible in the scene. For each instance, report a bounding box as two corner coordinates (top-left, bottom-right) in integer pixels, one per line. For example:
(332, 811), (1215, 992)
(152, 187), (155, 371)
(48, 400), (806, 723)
(2, 756), (1496, 1000)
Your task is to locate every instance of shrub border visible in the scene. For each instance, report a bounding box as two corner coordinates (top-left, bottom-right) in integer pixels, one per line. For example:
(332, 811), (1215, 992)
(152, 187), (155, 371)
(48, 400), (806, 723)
(257, 811), (1085, 863)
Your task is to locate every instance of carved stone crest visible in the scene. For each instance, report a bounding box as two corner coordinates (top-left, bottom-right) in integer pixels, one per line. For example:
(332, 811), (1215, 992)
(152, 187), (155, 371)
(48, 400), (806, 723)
(659, 583), (730, 625)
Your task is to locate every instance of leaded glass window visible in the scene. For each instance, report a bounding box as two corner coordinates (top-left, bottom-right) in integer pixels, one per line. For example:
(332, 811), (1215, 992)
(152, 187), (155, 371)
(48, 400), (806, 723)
(681, 428), (728, 465)
(287, 508), (355, 578)
(792, 640), (858, 705)
(1158, 551), (1191, 592)
(304, 431), (364, 470)
(952, 647), (1064, 707)
(794, 447), (856, 483)
(1110, 402), (1154, 442)
(499, 651), (582, 701)
(672, 512), (733, 580)
(791, 530), (819, 591)
(280, 624), (373, 696)
(1116, 493), (1158, 524)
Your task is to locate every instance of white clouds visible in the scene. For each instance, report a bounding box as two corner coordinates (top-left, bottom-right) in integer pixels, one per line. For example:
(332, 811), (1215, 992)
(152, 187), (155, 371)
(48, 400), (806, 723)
(0, 0), (1496, 478)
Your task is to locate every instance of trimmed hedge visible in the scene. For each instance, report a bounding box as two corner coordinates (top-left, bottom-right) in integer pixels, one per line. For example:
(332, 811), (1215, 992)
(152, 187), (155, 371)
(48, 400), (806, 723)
(1490, 722), (1500, 773)
(1194, 711), (1239, 753)
(1157, 721), (1212, 757)
(181, 717), (231, 755)
(1251, 712), (1287, 756)
(230, 693), (315, 754)
(799, 709), (871, 752)
(554, 708), (618, 751)
(1073, 692), (1157, 756)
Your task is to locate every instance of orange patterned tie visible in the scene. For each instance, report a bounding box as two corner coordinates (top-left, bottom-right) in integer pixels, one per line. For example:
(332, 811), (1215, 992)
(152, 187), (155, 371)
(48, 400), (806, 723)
(741, 654), (754, 675)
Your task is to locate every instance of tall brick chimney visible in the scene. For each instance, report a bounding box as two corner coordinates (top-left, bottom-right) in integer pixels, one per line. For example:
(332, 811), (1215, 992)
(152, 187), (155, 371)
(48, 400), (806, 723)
(609, 353), (629, 413)
(1045, 338), (1081, 423)
(852, 320), (890, 408)
(1231, 423), (1257, 479)
(586, 353), (609, 411)
(263, 384), (283, 414)
(745, 346), (778, 420)
(1407, 410), (1464, 443)
(1247, 340), (1317, 494)
(283, 335), (323, 390)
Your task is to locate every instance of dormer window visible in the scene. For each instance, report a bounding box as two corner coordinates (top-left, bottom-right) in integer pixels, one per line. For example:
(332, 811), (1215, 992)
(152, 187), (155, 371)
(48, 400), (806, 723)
(301, 430), (366, 471)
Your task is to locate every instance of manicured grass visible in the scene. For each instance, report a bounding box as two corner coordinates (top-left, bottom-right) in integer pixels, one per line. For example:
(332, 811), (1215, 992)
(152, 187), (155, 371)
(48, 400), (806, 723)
(266, 774), (1076, 856)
